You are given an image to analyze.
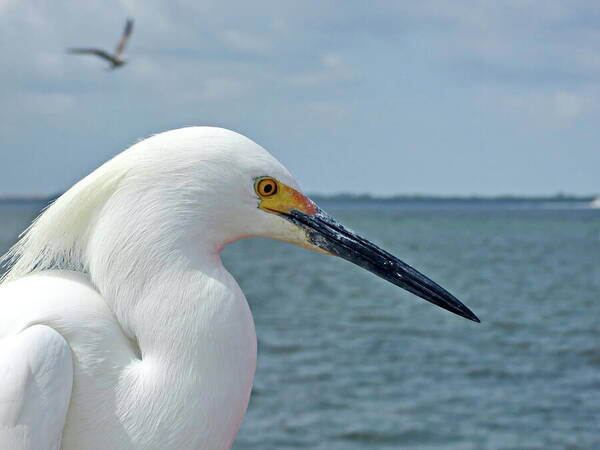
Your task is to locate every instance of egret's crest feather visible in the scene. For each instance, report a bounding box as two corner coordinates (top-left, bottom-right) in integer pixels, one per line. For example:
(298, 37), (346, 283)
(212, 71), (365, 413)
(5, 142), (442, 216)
(1, 161), (125, 284)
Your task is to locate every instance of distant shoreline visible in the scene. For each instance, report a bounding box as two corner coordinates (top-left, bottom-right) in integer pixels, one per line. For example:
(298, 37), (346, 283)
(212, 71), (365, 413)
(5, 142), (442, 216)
(0, 193), (595, 204)
(0, 195), (60, 203)
(311, 193), (596, 203)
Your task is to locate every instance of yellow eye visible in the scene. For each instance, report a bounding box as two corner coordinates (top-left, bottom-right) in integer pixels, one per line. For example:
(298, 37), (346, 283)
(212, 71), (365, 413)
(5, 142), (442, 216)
(256, 178), (278, 197)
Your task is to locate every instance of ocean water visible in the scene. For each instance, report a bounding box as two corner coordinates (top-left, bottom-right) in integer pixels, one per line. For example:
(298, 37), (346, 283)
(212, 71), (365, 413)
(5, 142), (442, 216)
(1, 199), (599, 449)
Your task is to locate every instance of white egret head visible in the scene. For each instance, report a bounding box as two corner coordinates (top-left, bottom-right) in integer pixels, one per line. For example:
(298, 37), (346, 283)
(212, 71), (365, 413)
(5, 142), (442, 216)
(87, 127), (324, 256)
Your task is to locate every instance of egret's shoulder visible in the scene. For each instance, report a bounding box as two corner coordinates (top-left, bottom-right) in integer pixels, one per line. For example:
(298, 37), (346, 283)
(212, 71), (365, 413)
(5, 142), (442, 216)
(0, 271), (114, 338)
(1, 270), (102, 303)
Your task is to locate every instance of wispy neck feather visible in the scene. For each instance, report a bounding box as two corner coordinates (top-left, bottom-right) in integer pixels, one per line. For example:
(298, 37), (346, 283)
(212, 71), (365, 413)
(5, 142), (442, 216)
(0, 158), (126, 284)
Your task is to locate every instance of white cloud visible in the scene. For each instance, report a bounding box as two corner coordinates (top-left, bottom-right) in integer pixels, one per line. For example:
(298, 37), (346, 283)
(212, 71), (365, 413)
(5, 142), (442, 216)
(125, 55), (251, 106)
(218, 29), (272, 53)
(288, 53), (353, 87)
(482, 87), (593, 124)
(553, 91), (588, 119)
(305, 101), (349, 119)
(24, 92), (75, 115)
(0, 90), (75, 130)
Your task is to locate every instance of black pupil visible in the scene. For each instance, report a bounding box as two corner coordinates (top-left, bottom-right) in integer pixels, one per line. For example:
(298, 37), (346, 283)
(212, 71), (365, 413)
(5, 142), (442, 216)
(264, 183), (273, 193)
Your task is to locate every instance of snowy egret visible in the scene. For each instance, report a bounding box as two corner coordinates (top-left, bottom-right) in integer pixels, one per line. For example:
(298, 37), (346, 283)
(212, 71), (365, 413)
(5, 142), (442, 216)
(0, 127), (478, 449)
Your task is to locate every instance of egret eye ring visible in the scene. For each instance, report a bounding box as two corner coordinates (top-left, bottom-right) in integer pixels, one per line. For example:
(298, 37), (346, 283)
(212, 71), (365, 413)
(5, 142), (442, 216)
(256, 178), (278, 197)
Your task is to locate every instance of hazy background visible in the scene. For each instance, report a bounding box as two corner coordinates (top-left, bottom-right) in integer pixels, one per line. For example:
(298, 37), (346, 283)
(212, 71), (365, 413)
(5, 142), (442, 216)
(2, 0), (600, 197)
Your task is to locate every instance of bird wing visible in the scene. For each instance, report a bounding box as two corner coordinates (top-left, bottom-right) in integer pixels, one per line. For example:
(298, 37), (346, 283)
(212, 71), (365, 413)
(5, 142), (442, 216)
(115, 18), (134, 58)
(68, 48), (118, 64)
(0, 325), (73, 450)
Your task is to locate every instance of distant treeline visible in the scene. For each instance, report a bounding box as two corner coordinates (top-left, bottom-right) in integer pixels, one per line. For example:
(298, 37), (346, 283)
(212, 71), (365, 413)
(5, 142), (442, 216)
(309, 193), (596, 203)
(0, 193), (596, 204)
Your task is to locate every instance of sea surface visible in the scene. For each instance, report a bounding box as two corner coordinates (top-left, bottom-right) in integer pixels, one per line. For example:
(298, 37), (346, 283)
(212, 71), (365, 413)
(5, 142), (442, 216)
(1, 199), (599, 449)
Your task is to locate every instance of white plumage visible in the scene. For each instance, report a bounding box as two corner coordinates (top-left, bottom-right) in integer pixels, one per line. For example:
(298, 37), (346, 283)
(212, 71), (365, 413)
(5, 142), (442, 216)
(0, 128), (297, 449)
(0, 126), (478, 449)
(0, 324), (72, 450)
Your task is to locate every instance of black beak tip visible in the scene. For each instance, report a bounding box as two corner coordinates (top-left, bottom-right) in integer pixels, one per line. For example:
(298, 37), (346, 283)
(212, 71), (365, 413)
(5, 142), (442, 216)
(456, 306), (481, 323)
(467, 312), (481, 323)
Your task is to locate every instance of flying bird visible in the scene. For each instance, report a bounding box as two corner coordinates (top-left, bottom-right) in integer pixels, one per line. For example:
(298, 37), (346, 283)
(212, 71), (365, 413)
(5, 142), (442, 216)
(68, 19), (134, 70)
(0, 127), (479, 449)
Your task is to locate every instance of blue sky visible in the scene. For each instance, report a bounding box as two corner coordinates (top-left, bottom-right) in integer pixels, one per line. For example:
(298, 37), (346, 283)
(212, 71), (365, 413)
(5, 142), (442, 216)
(2, 1), (600, 196)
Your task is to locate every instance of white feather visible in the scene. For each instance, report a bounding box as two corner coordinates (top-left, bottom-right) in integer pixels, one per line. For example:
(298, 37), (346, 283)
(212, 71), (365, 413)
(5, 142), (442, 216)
(0, 325), (72, 450)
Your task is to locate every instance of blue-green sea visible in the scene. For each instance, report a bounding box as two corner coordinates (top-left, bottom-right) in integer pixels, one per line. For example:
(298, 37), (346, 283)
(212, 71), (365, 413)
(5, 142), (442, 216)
(1, 199), (599, 449)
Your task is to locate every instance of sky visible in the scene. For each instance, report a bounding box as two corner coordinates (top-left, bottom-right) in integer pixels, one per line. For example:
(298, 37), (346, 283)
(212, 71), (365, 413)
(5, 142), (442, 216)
(1, 0), (600, 196)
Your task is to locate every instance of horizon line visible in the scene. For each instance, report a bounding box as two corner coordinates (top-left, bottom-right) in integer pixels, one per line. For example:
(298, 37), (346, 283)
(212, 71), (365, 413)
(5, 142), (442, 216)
(0, 192), (596, 202)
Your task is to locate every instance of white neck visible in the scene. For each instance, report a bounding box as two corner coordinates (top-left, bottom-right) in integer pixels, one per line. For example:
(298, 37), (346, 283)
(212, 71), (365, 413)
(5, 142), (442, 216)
(90, 233), (257, 448)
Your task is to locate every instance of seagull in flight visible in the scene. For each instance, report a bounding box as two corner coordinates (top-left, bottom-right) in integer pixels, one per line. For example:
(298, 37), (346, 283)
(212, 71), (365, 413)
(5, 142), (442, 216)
(68, 19), (134, 70)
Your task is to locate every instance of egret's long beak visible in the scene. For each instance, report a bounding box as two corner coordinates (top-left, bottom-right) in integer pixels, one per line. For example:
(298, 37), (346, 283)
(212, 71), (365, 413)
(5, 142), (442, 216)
(256, 178), (480, 323)
(284, 208), (479, 322)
